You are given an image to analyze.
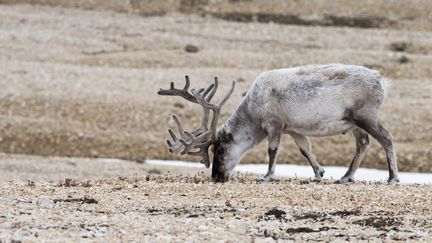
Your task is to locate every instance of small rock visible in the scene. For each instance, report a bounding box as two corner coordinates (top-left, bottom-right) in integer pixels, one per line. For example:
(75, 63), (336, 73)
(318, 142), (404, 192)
(148, 168), (162, 174)
(264, 208), (286, 219)
(185, 44), (199, 53)
(398, 55), (409, 64)
(173, 102), (184, 108)
(390, 41), (409, 52)
(225, 200), (232, 207)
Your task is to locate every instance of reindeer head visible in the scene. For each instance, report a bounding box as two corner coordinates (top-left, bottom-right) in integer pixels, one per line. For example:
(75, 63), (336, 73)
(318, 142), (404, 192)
(158, 76), (235, 182)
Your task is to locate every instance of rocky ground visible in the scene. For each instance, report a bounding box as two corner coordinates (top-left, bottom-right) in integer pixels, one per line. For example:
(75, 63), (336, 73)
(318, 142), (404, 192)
(1, 154), (432, 242)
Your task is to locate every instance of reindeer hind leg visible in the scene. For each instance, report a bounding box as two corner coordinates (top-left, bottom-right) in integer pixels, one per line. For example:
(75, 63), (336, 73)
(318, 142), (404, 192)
(290, 133), (325, 181)
(336, 128), (370, 184)
(351, 110), (399, 184)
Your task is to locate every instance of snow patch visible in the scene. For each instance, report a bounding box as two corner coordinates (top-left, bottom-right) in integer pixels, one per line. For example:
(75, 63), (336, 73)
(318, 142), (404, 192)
(146, 160), (432, 184)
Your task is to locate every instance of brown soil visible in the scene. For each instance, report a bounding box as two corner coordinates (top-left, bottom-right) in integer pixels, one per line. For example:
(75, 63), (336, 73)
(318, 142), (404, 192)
(0, 3), (431, 172)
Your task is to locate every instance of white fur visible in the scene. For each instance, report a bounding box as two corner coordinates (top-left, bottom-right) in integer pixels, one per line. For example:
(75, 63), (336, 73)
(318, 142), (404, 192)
(219, 64), (393, 181)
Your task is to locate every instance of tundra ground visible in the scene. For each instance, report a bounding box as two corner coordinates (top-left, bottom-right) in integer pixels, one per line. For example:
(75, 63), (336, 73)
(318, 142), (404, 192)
(0, 4), (431, 172)
(1, 154), (432, 242)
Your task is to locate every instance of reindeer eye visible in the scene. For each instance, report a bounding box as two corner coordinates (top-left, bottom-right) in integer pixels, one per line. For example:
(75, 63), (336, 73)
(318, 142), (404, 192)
(216, 147), (224, 155)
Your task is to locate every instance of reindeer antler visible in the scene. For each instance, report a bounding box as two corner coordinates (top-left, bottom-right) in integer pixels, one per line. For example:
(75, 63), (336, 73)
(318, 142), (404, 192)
(157, 75), (196, 102)
(192, 80), (235, 141)
(158, 76), (235, 168)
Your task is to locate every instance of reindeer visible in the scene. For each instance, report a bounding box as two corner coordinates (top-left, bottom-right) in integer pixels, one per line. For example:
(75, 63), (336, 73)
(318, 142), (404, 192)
(158, 64), (399, 184)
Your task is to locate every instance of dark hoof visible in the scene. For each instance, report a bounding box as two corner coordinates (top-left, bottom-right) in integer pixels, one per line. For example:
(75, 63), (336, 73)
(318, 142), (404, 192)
(388, 177), (400, 185)
(335, 177), (354, 184)
(212, 175), (228, 183)
(319, 169), (325, 177)
(258, 175), (276, 182)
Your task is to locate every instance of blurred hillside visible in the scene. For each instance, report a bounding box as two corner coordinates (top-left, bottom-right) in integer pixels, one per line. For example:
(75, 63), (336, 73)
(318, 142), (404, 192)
(1, 0), (432, 30)
(0, 2), (431, 172)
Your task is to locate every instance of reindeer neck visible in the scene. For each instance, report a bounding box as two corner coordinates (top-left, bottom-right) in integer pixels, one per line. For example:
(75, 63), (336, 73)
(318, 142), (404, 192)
(220, 97), (266, 149)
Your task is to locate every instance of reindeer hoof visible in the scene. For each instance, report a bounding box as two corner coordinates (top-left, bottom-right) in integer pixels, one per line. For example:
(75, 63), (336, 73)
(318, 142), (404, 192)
(335, 177), (354, 184)
(318, 168), (325, 178)
(388, 177), (400, 185)
(312, 167), (325, 182)
(259, 175), (275, 182)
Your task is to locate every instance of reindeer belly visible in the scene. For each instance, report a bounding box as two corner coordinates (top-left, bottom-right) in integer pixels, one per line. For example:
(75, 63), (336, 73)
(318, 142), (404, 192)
(279, 102), (355, 137)
(284, 120), (354, 137)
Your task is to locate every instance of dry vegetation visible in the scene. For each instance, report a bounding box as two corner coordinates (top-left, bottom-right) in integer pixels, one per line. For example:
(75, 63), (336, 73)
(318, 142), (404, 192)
(1, 154), (432, 242)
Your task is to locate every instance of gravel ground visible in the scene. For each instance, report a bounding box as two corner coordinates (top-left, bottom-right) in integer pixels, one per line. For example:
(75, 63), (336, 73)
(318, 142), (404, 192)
(1, 154), (432, 242)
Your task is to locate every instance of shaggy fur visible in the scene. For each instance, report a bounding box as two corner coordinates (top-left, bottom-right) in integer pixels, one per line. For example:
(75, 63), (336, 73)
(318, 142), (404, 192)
(214, 64), (399, 184)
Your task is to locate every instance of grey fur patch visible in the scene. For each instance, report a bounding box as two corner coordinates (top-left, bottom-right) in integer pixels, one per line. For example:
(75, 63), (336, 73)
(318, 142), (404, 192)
(324, 70), (349, 80)
(271, 88), (288, 100)
(299, 148), (309, 159)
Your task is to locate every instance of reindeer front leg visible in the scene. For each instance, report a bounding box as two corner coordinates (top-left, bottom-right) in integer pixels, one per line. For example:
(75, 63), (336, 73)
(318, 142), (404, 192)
(262, 124), (283, 182)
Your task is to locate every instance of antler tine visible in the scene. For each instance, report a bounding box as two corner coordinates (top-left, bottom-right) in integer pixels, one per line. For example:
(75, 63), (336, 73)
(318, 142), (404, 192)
(184, 75), (190, 90)
(200, 83), (215, 99)
(173, 113), (213, 168)
(172, 115), (185, 136)
(168, 128), (177, 141)
(217, 80), (235, 108)
(209, 80), (235, 139)
(190, 79), (235, 110)
(167, 128), (186, 153)
(192, 81), (216, 136)
(157, 75), (196, 103)
(166, 115), (194, 153)
(172, 115), (195, 141)
(206, 77), (218, 102)
(179, 131), (211, 154)
(169, 115), (212, 168)
(181, 130), (212, 168)
(191, 79), (236, 140)
(157, 75), (218, 106)
(166, 138), (181, 153)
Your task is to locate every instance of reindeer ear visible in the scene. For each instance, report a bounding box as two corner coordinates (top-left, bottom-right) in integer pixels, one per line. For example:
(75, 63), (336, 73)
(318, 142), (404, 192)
(200, 144), (212, 168)
(200, 159), (211, 168)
